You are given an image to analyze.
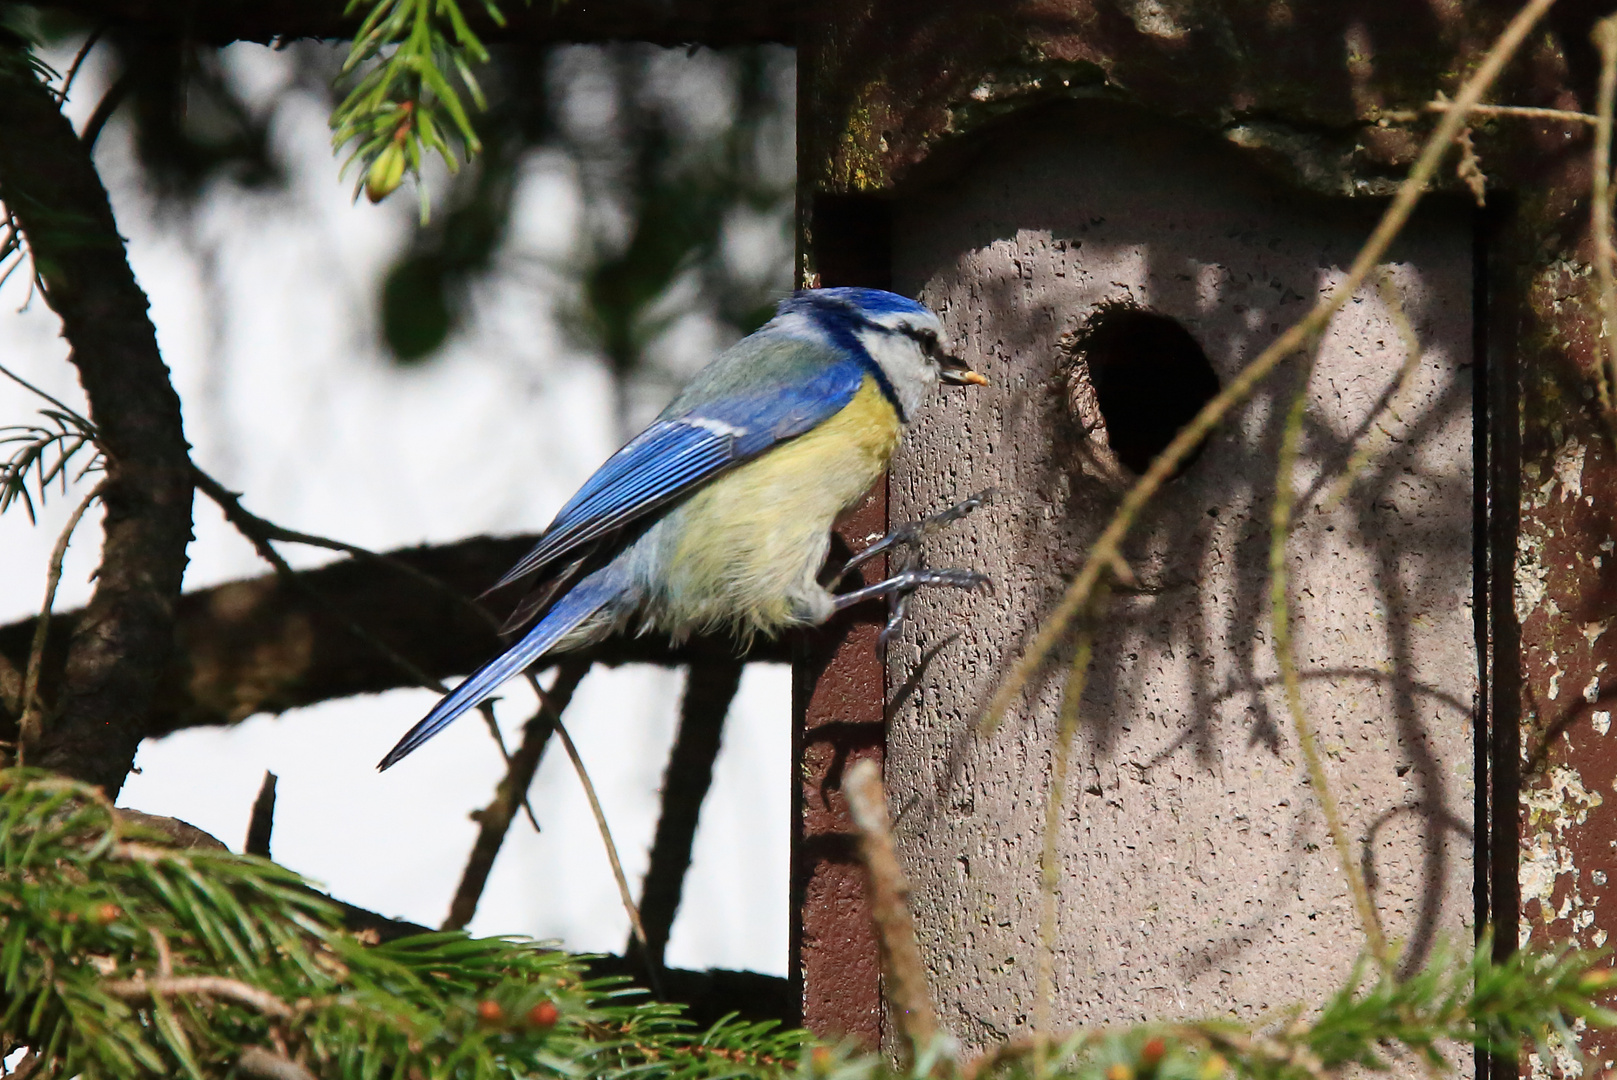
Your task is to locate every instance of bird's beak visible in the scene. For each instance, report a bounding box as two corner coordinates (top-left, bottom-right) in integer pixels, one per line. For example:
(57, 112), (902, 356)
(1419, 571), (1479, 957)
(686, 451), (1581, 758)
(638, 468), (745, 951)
(938, 354), (988, 386)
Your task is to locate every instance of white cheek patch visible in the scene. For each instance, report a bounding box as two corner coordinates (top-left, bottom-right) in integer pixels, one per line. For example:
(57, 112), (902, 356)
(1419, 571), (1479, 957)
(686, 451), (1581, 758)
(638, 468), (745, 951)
(855, 327), (934, 421)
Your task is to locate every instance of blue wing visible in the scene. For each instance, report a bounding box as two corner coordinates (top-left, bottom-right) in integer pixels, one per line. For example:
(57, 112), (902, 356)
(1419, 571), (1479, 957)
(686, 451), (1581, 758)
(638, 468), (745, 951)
(491, 337), (870, 593)
(377, 335), (874, 770)
(378, 566), (626, 770)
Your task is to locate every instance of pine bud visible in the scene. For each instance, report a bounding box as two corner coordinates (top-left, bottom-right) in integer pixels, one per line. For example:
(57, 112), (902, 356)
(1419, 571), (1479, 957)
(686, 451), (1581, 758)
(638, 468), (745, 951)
(366, 144), (407, 203)
(527, 1001), (559, 1028)
(476, 999), (504, 1025)
(1141, 1038), (1166, 1069)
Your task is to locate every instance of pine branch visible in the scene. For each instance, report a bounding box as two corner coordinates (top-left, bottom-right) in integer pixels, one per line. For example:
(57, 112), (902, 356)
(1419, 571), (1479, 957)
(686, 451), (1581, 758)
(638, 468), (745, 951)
(35, 0), (795, 49)
(0, 534), (790, 746)
(0, 43), (194, 797)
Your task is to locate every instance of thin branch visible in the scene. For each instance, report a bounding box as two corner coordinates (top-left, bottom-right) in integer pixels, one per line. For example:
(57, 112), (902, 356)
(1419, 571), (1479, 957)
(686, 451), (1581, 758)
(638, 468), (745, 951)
(1035, 585), (1109, 1052)
(18, 479), (104, 762)
(0, 52), (195, 796)
(844, 758), (940, 1057)
(195, 472), (450, 695)
(0, 362), (94, 427)
(1321, 273), (1428, 511)
(441, 661), (590, 931)
(78, 59), (136, 150)
(101, 974), (294, 1018)
(0, 534), (785, 740)
(1381, 100), (1598, 124)
(192, 467), (501, 633)
(1268, 349), (1391, 970)
(236, 1047), (318, 1080)
(1591, 15), (1617, 421)
(244, 770), (277, 858)
(982, 0), (1561, 732)
(475, 704), (541, 832)
(552, 713), (657, 988)
(628, 660), (743, 969)
(194, 469), (549, 825)
(56, 25), (105, 104)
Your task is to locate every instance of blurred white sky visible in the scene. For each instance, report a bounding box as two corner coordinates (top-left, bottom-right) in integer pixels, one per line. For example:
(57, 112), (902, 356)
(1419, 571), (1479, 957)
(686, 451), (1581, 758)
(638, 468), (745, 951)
(0, 41), (792, 974)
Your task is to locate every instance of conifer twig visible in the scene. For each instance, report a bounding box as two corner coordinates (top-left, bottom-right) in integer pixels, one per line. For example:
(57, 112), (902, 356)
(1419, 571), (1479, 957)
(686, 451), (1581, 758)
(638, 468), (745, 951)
(237, 1047), (318, 1080)
(192, 467), (500, 632)
(1268, 349), (1391, 970)
(1590, 14), (1617, 421)
(845, 758), (940, 1056)
(442, 662), (590, 931)
(1035, 586), (1108, 1051)
(18, 479), (105, 762)
(551, 715), (655, 968)
(1382, 101), (1597, 124)
(101, 975), (295, 1018)
(982, 0), (1560, 732)
(1321, 273), (1426, 511)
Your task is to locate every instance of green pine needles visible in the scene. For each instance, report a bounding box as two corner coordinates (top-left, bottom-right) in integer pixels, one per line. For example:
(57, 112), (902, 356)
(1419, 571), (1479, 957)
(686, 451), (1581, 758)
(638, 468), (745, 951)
(0, 770), (802, 1079)
(1, 768), (1614, 1079)
(331, 0), (513, 216)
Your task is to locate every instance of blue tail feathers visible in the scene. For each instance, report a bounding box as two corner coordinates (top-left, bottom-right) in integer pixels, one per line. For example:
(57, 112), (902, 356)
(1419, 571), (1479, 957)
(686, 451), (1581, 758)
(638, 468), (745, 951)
(377, 570), (621, 770)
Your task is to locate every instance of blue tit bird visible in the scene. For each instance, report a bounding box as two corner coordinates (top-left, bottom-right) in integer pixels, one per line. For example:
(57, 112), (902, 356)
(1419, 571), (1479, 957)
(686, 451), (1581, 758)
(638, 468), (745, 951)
(378, 287), (988, 771)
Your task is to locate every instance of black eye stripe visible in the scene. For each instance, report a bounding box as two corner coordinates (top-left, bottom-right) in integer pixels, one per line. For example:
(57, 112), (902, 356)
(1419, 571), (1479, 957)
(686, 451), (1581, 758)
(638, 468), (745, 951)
(892, 324), (941, 357)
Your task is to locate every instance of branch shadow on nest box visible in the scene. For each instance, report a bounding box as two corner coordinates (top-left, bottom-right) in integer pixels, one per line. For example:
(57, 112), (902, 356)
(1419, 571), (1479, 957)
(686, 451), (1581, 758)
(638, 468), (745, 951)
(881, 100), (1476, 1039)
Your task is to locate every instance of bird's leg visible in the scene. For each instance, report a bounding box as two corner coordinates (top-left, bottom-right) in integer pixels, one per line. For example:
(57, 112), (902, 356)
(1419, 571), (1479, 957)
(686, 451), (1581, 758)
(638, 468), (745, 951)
(836, 488), (995, 583)
(831, 566), (991, 645)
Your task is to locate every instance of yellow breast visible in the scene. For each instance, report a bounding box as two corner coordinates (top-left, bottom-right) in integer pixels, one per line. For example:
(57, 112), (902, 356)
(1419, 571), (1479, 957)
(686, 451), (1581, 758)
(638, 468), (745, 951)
(655, 375), (903, 636)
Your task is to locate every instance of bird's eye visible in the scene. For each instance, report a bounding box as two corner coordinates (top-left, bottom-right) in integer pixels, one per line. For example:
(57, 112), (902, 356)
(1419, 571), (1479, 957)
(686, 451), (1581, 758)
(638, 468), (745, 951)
(914, 328), (939, 358)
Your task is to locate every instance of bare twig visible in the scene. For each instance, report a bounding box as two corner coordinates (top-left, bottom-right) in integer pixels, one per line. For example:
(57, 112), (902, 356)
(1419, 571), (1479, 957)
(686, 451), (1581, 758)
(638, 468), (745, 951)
(192, 467), (500, 633)
(982, 0), (1560, 733)
(551, 714), (655, 971)
(1591, 15), (1617, 420)
(473, 703), (540, 832)
(101, 974), (294, 1018)
(1381, 100), (1597, 125)
(1034, 586), (1109, 1052)
(1321, 273), (1427, 512)
(1268, 350), (1391, 969)
(56, 25), (105, 104)
(18, 479), (104, 761)
(845, 758), (940, 1056)
(194, 468), (541, 824)
(629, 660), (743, 969)
(237, 1047), (317, 1080)
(195, 472), (449, 695)
(0, 362), (94, 428)
(244, 770), (277, 858)
(442, 662), (590, 931)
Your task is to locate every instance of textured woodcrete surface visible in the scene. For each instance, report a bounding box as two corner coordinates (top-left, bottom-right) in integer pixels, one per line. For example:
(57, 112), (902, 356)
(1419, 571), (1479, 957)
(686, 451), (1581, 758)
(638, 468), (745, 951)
(883, 108), (1476, 1042)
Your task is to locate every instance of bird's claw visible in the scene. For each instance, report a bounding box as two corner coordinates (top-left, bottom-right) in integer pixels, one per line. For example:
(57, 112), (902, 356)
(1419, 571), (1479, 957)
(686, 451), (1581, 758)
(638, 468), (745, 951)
(878, 568), (991, 646)
(838, 488), (996, 580)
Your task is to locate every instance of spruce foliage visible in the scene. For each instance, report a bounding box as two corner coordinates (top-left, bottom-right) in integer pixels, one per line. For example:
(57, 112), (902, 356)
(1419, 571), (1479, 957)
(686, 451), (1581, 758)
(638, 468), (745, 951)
(0, 770), (802, 1079)
(1, 768), (1613, 1080)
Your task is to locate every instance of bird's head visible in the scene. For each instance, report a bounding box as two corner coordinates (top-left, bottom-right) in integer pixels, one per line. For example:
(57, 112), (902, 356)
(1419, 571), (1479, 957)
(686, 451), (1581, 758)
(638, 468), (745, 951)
(781, 287), (987, 420)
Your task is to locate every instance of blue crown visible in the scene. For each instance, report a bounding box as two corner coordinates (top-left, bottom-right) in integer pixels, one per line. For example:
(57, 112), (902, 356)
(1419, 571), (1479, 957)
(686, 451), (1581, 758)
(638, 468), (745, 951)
(777, 287), (929, 321)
